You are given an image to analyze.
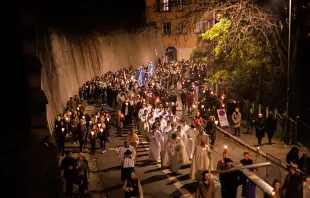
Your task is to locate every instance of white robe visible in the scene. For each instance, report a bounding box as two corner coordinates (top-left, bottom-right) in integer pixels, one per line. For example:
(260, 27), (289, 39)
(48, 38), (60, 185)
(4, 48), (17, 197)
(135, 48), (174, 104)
(148, 129), (162, 161)
(190, 128), (200, 157)
(119, 145), (136, 168)
(162, 137), (189, 172)
(140, 114), (149, 138)
(147, 115), (156, 134)
(190, 145), (212, 180)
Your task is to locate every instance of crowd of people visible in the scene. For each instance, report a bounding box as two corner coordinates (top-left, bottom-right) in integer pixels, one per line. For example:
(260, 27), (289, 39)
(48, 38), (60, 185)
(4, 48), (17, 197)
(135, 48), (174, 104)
(54, 60), (310, 198)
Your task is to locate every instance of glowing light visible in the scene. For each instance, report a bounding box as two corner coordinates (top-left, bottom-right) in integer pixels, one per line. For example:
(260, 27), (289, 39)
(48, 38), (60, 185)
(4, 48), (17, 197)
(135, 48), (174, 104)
(65, 117), (69, 121)
(82, 116), (85, 119)
(89, 121), (92, 124)
(201, 105), (204, 108)
(222, 104), (225, 107)
(107, 118), (110, 121)
(215, 120), (219, 125)
(91, 131), (94, 135)
(125, 103), (128, 105)
(98, 123), (101, 127)
(221, 96), (224, 100)
(193, 105), (196, 108)
(61, 128), (65, 132)
(77, 107), (79, 110)
(100, 128), (103, 132)
(257, 147), (260, 150)
(224, 145), (227, 149)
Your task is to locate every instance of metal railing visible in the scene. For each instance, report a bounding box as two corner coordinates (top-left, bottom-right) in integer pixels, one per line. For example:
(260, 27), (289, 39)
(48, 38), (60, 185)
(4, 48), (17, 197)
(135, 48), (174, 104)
(239, 99), (310, 149)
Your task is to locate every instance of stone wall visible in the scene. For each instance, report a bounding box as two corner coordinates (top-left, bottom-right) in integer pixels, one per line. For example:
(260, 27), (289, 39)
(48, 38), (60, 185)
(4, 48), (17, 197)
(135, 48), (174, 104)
(37, 28), (164, 132)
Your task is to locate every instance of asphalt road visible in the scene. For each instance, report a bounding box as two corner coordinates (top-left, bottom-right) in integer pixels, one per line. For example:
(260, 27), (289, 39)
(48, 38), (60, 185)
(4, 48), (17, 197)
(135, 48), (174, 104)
(84, 101), (287, 198)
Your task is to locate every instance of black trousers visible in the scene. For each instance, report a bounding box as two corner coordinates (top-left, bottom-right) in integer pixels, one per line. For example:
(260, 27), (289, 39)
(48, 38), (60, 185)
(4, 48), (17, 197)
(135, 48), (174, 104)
(79, 138), (84, 152)
(234, 127), (240, 136)
(58, 139), (65, 155)
(258, 137), (263, 145)
(90, 142), (96, 154)
(65, 179), (74, 198)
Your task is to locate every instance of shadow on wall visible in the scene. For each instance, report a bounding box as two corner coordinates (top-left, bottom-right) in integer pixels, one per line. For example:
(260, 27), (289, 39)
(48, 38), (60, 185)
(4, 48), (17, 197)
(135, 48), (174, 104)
(37, 27), (164, 132)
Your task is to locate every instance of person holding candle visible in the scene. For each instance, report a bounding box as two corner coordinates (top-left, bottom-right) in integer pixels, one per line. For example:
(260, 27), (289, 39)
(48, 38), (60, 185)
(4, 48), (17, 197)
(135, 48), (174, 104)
(232, 107), (242, 137)
(104, 113), (111, 141)
(190, 140), (212, 181)
(98, 123), (107, 154)
(117, 110), (125, 137)
(88, 127), (97, 155)
(77, 121), (87, 152)
(76, 153), (90, 194)
(55, 120), (67, 156)
(205, 116), (217, 148)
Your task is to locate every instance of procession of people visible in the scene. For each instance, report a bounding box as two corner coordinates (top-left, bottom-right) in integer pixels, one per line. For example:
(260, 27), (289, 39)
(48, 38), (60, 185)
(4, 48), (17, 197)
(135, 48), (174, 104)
(56, 60), (309, 198)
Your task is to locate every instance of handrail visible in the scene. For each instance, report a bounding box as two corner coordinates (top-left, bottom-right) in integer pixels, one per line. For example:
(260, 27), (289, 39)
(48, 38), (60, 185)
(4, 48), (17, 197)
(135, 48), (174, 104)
(299, 120), (310, 129)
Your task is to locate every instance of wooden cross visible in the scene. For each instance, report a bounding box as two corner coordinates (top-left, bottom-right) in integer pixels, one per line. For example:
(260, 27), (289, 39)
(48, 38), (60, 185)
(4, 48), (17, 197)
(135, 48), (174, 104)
(210, 162), (275, 196)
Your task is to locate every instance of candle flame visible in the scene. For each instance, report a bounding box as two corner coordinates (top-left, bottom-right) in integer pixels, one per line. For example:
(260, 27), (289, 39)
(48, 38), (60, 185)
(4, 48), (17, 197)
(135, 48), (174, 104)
(224, 145), (227, 149)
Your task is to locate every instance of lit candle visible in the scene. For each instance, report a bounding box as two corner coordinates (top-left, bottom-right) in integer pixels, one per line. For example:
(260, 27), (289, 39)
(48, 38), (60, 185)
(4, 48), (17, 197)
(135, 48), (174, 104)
(98, 123), (101, 127)
(201, 105), (204, 108)
(82, 116), (85, 119)
(61, 128), (65, 132)
(91, 131), (94, 136)
(221, 96), (224, 100)
(215, 120), (219, 125)
(125, 102), (128, 105)
(193, 104), (196, 108)
(89, 121), (92, 124)
(100, 128), (103, 132)
(65, 117), (69, 121)
(224, 145), (227, 149)
(95, 115), (98, 118)
(222, 104), (225, 108)
(257, 147), (260, 150)
(211, 91), (214, 95)
(107, 118), (109, 122)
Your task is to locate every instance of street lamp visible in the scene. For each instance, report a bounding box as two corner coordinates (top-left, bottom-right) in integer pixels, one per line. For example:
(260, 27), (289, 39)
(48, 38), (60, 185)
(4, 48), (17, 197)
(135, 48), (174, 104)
(286, 0), (292, 144)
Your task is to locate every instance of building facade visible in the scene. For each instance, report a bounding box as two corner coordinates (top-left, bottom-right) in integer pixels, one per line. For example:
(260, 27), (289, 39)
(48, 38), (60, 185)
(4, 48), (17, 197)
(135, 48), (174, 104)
(145, 0), (213, 62)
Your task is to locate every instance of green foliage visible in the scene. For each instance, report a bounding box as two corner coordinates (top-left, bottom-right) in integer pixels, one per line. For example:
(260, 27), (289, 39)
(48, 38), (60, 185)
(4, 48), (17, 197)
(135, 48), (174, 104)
(193, 14), (284, 106)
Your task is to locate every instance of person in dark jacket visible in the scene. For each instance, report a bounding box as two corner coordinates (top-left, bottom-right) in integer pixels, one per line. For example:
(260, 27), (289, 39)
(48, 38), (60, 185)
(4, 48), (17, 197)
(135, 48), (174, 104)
(299, 153), (310, 175)
(242, 168), (257, 198)
(286, 146), (300, 166)
(240, 152), (253, 165)
(205, 116), (216, 147)
(219, 158), (242, 198)
(56, 120), (67, 156)
(282, 163), (303, 198)
(255, 114), (265, 146)
(61, 151), (77, 198)
(246, 109), (256, 134)
(265, 112), (277, 144)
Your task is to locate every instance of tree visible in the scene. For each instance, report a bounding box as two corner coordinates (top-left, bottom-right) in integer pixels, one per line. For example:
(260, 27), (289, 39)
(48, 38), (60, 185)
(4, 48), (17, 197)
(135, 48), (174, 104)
(191, 1), (285, 107)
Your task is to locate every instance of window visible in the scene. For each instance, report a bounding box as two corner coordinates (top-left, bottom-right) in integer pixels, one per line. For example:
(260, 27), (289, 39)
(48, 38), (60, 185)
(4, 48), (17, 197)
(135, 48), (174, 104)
(197, 0), (208, 7)
(194, 20), (205, 34)
(176, 22), (184, 34)
(154, 0), (160, 12)
(177, 0), (183, 11)
(163, 0), (171, 12)
(162, 22), (171, 35)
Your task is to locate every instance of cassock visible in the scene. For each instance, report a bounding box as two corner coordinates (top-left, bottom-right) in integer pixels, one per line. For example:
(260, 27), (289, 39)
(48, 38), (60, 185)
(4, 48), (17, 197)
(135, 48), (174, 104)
(139, 110), (149, 138)
(162, 137), (189, 173)
(119, 145), (136, 181)
(190, 128), (199, 158)
(190, 144), (212, 180)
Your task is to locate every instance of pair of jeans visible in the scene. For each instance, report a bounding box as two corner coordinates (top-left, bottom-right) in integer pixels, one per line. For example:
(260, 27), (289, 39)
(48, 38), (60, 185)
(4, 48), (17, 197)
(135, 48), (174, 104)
(79, 138), (84, 152)
(100, 139), (106, 151)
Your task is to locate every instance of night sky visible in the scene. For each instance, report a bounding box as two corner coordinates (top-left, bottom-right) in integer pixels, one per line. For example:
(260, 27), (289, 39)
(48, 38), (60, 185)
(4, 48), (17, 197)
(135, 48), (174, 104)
(21, 0), (146, 28)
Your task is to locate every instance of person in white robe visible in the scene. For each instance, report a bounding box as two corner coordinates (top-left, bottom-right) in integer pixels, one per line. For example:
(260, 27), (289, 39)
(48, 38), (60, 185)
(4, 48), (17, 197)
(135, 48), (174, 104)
(167, 122), (178, 139)
(190, 141), (212, 181)
(162, 133), (190, 174)
(162, 120), (172, 147)
(159, 116), (167, 132)
(147, 111), (156, 134)
(137, 103), (146, 134)
(195, 129), (210, 148)
(190, 126), (200, 158)
(139, 109), (149, 138)
(119, 141), (136, 181)
(148, 125), (162, 161)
